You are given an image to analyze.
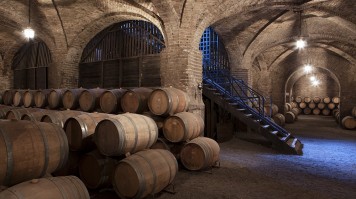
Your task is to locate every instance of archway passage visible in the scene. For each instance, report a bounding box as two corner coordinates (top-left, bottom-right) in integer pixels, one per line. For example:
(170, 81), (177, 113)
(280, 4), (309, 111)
(79, 20), (165, 88)
(12, 41), (52, 89)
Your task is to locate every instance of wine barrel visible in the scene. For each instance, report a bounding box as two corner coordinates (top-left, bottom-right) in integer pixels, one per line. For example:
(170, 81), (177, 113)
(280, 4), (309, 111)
(352, 107), (356, 117)
(335, 111), (340, 123)
(303, 108), (312, 115)
(332, 109), (339, 117)
(0, 176), (89, 199)
(150, 138), (171, 150)
(3, 90), (16, 105)
(64, 112), (112, 151)
(299, 102), (307, 109)
(290, 108), (299, 121)
(313, 97), (321, 104)
(0, 106), (19, 119)
(163, 112), (204, 143)
(308, 102), (316, 109)
(264, 104), (278, 116)
(52, 151), (80, 177)
(304, 97), (311, 103)
(34, 89), (51, 108)
(148, 87), (189, 116)
(323, 97), (331, 104)
(285, 112), (295, 123)
(312, 108), (321, 115)
(295, 96), (303, 103)
(63, 88), (85, 110)
(79, 88), (107, 112)
(327, 103), (335, 110)
(121, 87), (153, 114)
(48, 89), (64, 109)
(99, 89), (126, 113)
(23, 90), (36, 108)
(22, 110), (55, 121)
(342, 116), (356, 130)
(41, 110), (84, 128)
(180, 137), (220, 171)
(322, 109), (331, 116)
(6, 108), (43, 120)
(142, 112), (165, 130)
(332, 97), (340, 104)
(113, 149), (178, 199)
(272, 113), (285, 126)
(13, 90), (25, 107)
(290, 102), (298, 108)
(317, 103), (326, 109)
(0, 120), (68, 186)
(284, 103), (291, 112)
(95, 113), (158, 156)
(79, 150), (117, 189)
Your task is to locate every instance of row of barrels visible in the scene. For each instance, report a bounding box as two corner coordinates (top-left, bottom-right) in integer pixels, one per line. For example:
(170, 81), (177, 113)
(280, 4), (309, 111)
(337, 108), (356, 130)
(272, 105), (300, 126)
(294, 96), (340, 104)
(0, 106), (220, 198)
(0, 87), (190, 116)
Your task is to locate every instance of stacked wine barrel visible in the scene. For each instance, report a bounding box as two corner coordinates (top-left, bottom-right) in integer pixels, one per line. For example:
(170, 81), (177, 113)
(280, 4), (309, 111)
(283, 102), (299, 124)
(336, 107), (356, 130)
(292, 96), (340, 116)
(0, 87), (220, 198)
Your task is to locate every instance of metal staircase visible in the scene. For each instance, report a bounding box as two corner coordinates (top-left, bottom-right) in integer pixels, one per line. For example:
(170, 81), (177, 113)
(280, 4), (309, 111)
(202, 65), (303, 155)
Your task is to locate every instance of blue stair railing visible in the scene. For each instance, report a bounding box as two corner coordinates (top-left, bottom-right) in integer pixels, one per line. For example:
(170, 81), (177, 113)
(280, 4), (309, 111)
(203, 61), (291, 138)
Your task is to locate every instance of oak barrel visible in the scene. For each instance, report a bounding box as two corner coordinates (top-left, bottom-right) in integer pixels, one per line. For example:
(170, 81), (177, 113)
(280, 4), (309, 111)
(150, 138), (171, 150)
(295, 96), (303, 103)
(79, 88), (107, 112)
(112, 149), (178, 199)
(79, 150), (117, 189)
(148, 87), (189, 116)
(34, 89), (51, 108)
(272, 113), (285, 126)
(52, 151), (80, 177)
(327, 103), (335, 110)
(313, 97), (321, 104)
(317, 103), (326, 109)
(180, 137), (220, 171)
(332, 97), (340, 104)
(64, 112), (112, 151)
(99, 89), (126, 113)
(312, 108), (321, 115)
(290, 102), (298, 108)
(264, 104), (278, 116)
(322, 109), (330, 116)
(285, 112), (295, 123)
(121, 87), (153, 114)
(323, 97), (331, 104)
(0, 176), (89, 199)
(290, 108), (299, 120)
(95, 113), (158, 156)
(63, 88), (85, 110)
(23, 90), (36, 108)
(304, 97), (311, 103)
(163, 112), (204, 143)
(22, 110), (54, 121)
(352, 107), (356, 117)
(0, 106), (19, 119)
(285, 103), (292, 112)
(13, 90), (25, 107)
(0, 120), (68, 186)
(41, 110), (84, 128)
(303, 108), (312, 115)
(6, 108), (43, 120)
(342, 116), (356, 130)
(308, 102), (316, 109)
(48, 89), (64, 109)
(3, 90), (15, 105)
(142, 111), (165, 130)
(299, 102), (307, 109)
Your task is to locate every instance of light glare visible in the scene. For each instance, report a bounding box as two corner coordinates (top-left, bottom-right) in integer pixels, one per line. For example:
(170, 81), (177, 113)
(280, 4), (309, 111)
(310, 76), (316, 81)
(296, 39), (306, 49)
(23, 28), (35, 39)
(304, 64), (312, 73)
(312, 80), (320, 86)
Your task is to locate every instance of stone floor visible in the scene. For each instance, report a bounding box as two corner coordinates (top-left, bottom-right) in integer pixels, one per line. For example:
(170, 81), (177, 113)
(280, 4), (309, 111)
(94, 115), (356, 199)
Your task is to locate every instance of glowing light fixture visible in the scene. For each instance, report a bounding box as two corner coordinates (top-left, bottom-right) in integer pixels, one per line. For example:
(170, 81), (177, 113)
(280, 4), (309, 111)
(23, 0), (35, 39)
(304, 64), (312, 73)
(296, 39), (306, 49)
(310, 75), (316, 81)
(294, 9), (307, 49)
(312, 80), (320, 86)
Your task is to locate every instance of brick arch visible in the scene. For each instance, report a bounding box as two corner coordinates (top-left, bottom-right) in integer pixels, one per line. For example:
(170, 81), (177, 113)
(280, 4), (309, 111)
(61, 11), (166, 88)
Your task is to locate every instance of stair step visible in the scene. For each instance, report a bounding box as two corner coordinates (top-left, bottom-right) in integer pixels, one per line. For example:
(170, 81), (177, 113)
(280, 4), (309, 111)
(245, 114), (252, 117)
(236, 108), (246, 112)
(270, 131), (278, 135)
(262, 125), (270, 129)
(280, 134), (291, 141)
(213, 92), (223, 96)
(254, 119), (262, 123)
(228, 102), (238, 106)
(287, 138), (298, 148)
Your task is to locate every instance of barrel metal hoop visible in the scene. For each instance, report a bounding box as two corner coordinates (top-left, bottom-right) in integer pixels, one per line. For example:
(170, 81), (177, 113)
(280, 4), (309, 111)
(156, 150), (175, 184)
(65, 176), (88, 199)
(122, 159), (146, 199)
(141, 116), (155, 149)
(35, 122), (50, 177)
(48, 177), (70, 199)
(0, 127), (13, 186)
(164, 89), (173, 115)
(53, 124), (69, 172)
(121, 114), (139, 154)
(136, 152), (157, 194)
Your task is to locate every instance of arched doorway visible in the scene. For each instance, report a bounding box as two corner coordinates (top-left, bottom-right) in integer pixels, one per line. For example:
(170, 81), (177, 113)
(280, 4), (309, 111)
(79, 20), (165, 88)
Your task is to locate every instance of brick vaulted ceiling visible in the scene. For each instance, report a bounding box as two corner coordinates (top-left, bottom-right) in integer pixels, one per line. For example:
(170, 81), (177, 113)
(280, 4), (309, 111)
(0, 0), (355, 71)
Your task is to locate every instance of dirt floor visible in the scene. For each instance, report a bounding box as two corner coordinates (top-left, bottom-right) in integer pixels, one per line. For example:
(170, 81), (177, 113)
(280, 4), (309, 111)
(94, 115), (356, 199)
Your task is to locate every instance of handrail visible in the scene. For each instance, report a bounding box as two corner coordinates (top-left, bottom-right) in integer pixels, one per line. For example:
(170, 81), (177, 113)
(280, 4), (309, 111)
(203, 61), (290, 137)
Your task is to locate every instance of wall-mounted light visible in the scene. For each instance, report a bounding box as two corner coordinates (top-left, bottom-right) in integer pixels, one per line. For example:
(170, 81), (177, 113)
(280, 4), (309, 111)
(304, 64), (312, 73)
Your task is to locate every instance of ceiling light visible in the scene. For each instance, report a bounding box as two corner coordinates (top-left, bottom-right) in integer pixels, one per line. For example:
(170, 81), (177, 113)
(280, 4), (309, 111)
(310, 75), (316, 81)
(312, 80), (320, 86)
(296, 39), (306, 49)
(23, 28), (35, 39)
(304, 64), (312, 73)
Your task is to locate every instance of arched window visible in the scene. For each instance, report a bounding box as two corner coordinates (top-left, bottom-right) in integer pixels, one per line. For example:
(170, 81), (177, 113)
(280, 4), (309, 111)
(199, 27), (230, 73)
(79, 20), (165, 88)
(12, 41), (52, 89)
